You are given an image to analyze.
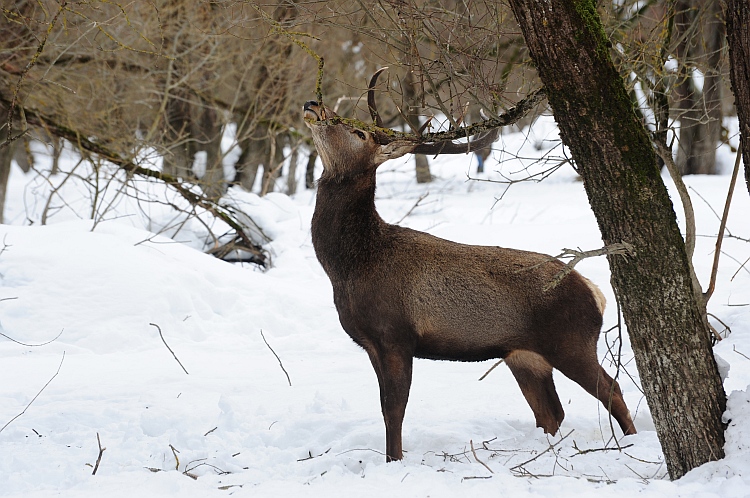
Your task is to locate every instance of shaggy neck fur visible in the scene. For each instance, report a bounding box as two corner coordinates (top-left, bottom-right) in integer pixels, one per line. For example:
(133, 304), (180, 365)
(311, 170), (388, 279)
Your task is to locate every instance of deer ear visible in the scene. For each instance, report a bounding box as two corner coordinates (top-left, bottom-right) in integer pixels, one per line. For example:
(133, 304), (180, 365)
(375, 141), (417, 164)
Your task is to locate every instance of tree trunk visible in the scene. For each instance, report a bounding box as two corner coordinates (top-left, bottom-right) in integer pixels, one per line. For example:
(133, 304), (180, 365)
(0, 130), (12, 224)
(305, 150), (318, 189)
(508, 0), (726, 480)
(286, 143), (299, 195)
(402, 70), (432, 183)
(0, 109), (26, 222)
(193, 100), (225, 200)
(724, 0), (750, 195)
(674, 0), (724, 175)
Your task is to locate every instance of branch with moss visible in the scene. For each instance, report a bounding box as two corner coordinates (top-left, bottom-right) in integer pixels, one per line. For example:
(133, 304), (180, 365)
(323, 87), (547, 142)
(1, 94), (267, 266)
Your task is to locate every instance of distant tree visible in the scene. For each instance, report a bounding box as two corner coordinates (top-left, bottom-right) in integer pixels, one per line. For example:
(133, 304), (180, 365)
(606, 0), (727, 175)
(724, 0), (750, 195)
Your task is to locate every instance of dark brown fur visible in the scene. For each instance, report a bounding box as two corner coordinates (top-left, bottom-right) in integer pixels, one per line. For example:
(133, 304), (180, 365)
(304, 100), (636, 462)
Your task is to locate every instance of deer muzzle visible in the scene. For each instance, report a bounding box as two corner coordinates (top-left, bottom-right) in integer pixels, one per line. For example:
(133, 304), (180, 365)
(304, 101), (324, 122)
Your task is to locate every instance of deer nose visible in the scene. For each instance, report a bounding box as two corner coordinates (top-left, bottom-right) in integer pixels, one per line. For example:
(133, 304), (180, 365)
(303, 100), (322, 121)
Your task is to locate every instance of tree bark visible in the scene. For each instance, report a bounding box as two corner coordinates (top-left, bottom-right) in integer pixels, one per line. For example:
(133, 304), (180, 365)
(724, 0), (750, 195)
(508, 0), (726, 480)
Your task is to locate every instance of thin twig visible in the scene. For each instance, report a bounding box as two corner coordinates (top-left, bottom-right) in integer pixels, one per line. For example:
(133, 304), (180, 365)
(170, 444), (180, 471)
(470, 440), (494, 474)
(0, 234), (10, 257)
(0, 329), (63, 347)
(733, 345), (750, 361)
(297, 448), (331, 462)
(509, 429), (574, 471)
(395, 192), (430, 225)
(731, 255), (750, 281)
(653, 140), (697, 260)
(478, 359), (504, 381)
(571, 441), (633, 456)
(707, 313), (731, 339)
(260, 330), (291, 386)
(0, 352), (65, 434)
(150, 323), (188, 375)
(532, 242), (635, 291)
(704, 145), (742, 302)
(91, 432), (106, 475)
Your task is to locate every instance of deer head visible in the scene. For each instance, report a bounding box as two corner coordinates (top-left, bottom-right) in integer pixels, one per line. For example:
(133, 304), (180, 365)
(303, 69), (507, 178)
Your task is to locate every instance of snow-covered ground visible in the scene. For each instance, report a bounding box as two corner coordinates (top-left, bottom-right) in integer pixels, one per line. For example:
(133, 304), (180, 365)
(1, 117), (749, 497)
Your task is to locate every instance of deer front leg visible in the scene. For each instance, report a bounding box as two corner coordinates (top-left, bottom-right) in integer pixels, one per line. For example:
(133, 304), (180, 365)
(366, 346), (414, 462)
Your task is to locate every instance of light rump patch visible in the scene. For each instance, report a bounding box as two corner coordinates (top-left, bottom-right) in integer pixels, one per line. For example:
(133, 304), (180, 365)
(582, 276), (607, 316)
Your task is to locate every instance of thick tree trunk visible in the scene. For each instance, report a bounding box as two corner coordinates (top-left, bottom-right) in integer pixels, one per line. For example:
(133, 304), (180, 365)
(508, 0), (726, 480)
(724, 0), (750, 195)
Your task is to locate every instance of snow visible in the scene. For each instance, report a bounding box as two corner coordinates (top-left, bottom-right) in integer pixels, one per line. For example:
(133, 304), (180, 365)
(1, 115), (749, 497)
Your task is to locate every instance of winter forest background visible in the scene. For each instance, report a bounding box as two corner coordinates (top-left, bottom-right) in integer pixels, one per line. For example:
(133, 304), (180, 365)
(1, 1), (750, 496)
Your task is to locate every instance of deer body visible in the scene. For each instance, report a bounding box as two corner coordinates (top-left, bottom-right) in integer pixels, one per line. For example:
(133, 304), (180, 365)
(304, 86), (635, 462)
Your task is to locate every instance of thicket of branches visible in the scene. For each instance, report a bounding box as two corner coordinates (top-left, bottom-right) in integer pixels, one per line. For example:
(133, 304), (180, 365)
(0, 1), (741, 263)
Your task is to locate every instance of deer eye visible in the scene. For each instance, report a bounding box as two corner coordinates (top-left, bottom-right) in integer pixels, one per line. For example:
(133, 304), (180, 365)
(353, 130), (367, 140)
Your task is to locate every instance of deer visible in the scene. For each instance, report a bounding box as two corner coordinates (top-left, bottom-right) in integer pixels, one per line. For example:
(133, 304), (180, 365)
(303, 70), (636, 462)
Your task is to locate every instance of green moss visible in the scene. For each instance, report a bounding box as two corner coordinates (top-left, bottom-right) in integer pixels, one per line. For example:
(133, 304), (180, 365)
(574, 0), (610, 61)
(562, 0), (661, 187)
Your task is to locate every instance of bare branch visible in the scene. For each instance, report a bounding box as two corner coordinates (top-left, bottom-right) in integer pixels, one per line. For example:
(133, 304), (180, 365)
(0, 352), (66, 434)
(539, 242), (636, 292)
(0, 329), (64, 347)
(478, 359), (504, 381)
(150, 323), (189, 375)
(170, 444), (180, 471)
(470, 439), (494, 474)
(509, 429), (574, 472)
(91, 432), (106, 475)
(704, 146), (742, 302)
(394, 192), (429, 225)
(653, 139), (697, 261)
(260, 329), (291, 386)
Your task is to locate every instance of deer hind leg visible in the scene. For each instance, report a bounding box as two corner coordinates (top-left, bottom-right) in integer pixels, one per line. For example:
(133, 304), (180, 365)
(365, 345), (414, 462)
(553, 351), (637, 436)
(505, 350), (565, 434)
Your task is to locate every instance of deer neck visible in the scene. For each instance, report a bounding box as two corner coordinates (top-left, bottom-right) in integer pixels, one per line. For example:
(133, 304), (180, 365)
(311, 170), (386, 279)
